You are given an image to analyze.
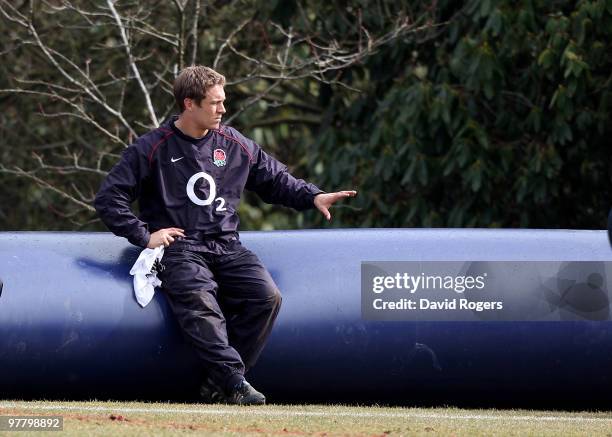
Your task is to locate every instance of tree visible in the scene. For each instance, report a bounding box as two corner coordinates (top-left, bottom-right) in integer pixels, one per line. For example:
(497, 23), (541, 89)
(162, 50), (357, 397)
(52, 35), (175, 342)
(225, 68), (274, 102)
(0, 0), (438, 230)
(311, 0), (612, 229)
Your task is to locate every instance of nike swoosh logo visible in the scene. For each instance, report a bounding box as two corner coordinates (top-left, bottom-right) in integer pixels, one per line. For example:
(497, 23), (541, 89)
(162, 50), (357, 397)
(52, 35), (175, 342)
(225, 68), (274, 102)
(171, 156), (184, 163)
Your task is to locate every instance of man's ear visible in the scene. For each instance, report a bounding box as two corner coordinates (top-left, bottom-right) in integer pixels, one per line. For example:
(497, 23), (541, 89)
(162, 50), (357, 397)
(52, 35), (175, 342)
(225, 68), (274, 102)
(183, 98), (193, 111)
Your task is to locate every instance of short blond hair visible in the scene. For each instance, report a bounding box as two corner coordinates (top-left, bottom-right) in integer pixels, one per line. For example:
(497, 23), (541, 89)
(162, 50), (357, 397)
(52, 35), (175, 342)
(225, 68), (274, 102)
(174, 65), (226, 112)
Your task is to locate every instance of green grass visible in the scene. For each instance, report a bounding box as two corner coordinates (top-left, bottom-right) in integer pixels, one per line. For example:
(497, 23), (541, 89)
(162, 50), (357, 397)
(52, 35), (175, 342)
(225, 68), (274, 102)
(1, 400), (611, 436)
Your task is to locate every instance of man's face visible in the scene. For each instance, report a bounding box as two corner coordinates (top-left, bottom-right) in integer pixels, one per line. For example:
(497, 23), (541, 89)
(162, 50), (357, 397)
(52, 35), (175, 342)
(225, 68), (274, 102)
(186, 84), (226, 130)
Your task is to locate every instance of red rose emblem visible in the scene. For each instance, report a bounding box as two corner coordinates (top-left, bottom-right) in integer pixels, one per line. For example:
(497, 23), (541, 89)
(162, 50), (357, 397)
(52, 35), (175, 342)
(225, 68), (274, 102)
(213, 149), (227, 167)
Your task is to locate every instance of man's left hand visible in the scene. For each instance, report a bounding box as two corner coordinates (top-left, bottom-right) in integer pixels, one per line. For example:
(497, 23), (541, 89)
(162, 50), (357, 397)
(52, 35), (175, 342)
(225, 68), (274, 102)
(314, 190), (357, 221)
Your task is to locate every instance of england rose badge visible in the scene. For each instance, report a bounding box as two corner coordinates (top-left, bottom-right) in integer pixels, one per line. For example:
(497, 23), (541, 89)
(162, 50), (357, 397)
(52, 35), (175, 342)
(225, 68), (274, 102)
(213, 149), (227, 167)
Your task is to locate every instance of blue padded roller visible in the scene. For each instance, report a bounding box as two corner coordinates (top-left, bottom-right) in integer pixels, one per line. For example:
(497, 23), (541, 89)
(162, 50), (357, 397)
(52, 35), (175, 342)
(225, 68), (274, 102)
(0, 229), (611, 407)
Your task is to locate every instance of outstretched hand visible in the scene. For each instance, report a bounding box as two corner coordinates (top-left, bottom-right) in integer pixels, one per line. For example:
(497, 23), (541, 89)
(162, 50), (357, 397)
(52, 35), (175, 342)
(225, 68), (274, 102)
(314, 190), (358, 221)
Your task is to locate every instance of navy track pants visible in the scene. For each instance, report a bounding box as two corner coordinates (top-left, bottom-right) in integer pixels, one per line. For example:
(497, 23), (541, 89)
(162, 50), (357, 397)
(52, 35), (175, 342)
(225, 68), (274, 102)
(158, 243), (282, 389)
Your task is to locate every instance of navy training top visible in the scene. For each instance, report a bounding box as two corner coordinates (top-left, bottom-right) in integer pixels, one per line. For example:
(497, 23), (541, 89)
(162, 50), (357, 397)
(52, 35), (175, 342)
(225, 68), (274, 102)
(94, 117), (323, 250)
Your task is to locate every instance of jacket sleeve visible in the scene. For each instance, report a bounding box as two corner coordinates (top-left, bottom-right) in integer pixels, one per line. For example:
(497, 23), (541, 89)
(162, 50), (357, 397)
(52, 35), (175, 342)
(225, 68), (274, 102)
(245, 144), (324, 211)
(94, 145), (151, 248)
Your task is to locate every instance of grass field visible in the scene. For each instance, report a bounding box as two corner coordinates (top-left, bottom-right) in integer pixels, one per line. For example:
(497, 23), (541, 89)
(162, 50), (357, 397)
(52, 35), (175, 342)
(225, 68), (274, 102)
(1, 401), (611, 436)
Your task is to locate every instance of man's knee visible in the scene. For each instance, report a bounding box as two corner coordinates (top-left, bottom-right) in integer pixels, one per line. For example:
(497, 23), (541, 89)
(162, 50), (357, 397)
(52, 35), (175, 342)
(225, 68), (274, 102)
(261, 282), (282, 311)
(269, 287), (282, 309)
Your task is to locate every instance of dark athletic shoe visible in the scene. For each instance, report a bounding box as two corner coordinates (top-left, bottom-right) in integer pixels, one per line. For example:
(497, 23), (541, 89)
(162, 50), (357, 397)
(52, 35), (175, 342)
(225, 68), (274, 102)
(226, 380), (266, 405)
(199, 378), (227, 404)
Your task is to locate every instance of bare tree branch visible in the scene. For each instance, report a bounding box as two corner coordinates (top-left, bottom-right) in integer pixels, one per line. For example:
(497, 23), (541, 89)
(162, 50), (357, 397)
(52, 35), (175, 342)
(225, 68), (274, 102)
(0, 88), (126, 145)
(213, 18), (251, 70)
(0, 0), (138, 138)
(0, 164), (96, 212)
(0, 0), (444, 227)
(172, 0), (187, 70)
(189, 0), (200, 66)
(106, 0), (159, 127)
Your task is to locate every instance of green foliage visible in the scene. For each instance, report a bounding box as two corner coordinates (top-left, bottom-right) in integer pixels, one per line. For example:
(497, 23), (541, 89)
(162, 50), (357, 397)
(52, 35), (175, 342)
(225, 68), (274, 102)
(311, 0), (612, 229)
(1, 0), (611, 231)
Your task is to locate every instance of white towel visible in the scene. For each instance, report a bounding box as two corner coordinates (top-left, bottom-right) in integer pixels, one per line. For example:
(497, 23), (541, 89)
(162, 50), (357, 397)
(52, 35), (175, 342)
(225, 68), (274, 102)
(129, 245), (165, 307)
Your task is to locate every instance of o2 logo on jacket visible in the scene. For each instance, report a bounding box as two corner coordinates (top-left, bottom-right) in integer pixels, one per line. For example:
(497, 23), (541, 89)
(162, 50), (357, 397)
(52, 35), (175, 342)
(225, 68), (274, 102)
(186, 172), (226, 211)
